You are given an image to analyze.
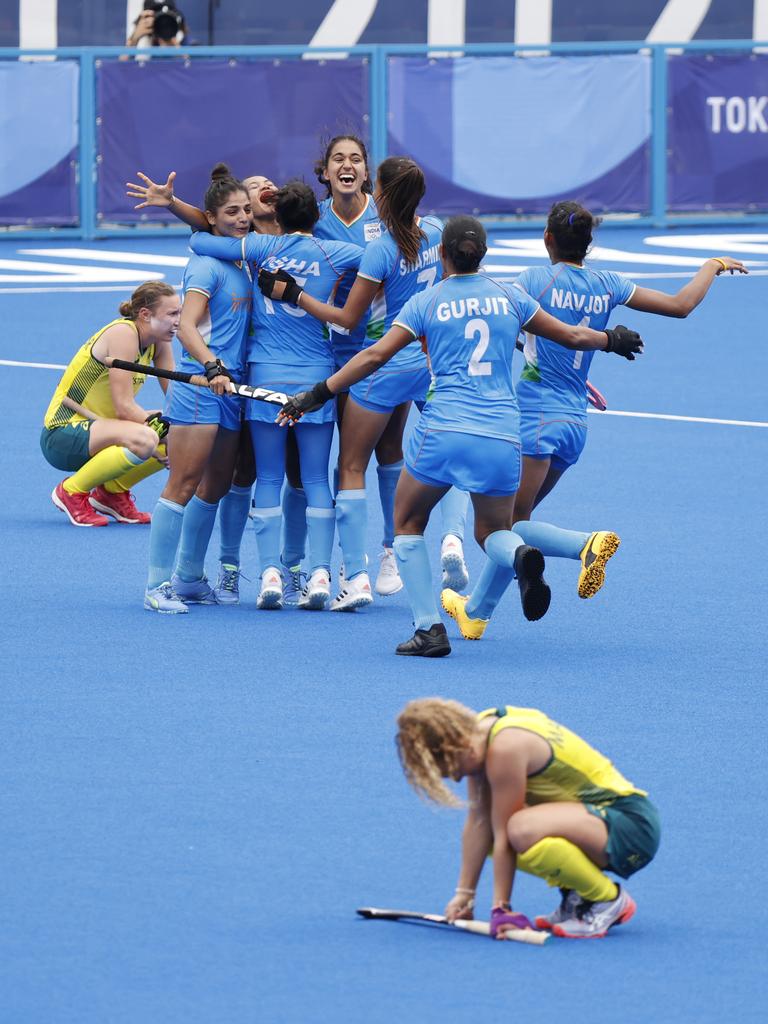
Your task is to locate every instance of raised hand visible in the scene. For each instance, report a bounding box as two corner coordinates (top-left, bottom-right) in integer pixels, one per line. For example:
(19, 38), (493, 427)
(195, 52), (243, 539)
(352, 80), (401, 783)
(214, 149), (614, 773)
(126, 171), (176, 210)
(711, 256), (748, 276)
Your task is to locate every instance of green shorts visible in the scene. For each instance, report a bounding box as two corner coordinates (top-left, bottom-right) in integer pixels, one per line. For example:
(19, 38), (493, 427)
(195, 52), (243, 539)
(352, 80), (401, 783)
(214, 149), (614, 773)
(586, 794), (661, 879)
(40, 423), (92, 472)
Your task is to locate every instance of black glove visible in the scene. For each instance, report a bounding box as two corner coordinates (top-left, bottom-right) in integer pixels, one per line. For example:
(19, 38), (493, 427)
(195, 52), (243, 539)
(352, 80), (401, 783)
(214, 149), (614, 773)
(604, 325), (643, 361)
(280, 380), (334, 422)
(258, 267), (303, 306)
(203, 359), (235, 383)
(145, 412), (170, 440)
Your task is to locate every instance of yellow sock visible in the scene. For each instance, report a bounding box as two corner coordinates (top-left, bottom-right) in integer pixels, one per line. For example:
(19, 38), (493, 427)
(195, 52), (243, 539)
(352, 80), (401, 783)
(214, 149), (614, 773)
(64, 445), (140, 494)
(517, 837), (618, 904)
(104, 447), (166, 493)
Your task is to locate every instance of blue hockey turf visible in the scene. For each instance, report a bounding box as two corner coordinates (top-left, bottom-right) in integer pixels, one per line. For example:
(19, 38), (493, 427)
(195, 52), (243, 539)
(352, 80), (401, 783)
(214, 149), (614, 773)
(1, 228), (766, 1023)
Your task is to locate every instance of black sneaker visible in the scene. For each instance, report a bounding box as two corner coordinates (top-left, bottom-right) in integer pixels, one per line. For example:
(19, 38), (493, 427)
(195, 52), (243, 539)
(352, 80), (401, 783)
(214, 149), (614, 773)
(395, 622), (451, 657)
(514, 545), (551, 621)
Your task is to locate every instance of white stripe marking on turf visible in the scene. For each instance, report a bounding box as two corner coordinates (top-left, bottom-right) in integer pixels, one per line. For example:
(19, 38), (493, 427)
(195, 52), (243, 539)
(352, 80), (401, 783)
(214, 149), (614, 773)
(19, 248), (190, 267)
(589, 409), (768, 428)
(1, 359), (67, 369)
(2, 358), (766, 429)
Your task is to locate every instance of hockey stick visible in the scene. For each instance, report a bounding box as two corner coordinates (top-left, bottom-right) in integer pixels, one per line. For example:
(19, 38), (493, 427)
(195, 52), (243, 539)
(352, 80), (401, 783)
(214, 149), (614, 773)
(356, 907), (549, 945)
(108, 358), (290, 408)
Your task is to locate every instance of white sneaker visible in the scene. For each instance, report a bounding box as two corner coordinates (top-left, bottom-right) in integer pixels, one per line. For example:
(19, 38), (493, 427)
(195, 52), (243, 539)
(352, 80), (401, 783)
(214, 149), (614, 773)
(298, 568), (331, 610)
(375, 547), (403, 596)
(330, 571), (374, 611)
(257, 567), (283, 609)
(534, 889), (581, 931)
(441, 534), (469, 592)
(552, 886), (637, 939)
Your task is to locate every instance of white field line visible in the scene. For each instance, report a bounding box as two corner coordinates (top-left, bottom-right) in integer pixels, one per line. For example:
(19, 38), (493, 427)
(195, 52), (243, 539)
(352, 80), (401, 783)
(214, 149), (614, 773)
(2, 358), (765, 429)
(0, 284), (183, 294)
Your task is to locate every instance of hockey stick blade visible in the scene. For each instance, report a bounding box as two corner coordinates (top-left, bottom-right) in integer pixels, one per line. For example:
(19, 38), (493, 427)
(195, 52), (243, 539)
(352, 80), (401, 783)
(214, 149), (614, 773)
(356, 907), (549, 945)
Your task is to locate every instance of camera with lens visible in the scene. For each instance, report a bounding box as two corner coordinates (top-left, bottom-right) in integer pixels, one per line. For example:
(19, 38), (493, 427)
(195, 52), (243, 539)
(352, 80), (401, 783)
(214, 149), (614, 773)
(143, 1), (185, 43)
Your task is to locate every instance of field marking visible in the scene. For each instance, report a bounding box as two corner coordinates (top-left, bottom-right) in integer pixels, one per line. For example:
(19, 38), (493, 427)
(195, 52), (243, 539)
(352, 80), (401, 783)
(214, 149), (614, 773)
(2, 358), (765, 429)
(589, 408), (768, 428)
(19, 248), (190, 267)
(0, 283), (183, 294)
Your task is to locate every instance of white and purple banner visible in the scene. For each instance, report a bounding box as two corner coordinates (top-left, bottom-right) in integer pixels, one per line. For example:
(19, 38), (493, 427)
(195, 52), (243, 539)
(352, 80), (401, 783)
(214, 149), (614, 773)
(668, 54), (768, 211)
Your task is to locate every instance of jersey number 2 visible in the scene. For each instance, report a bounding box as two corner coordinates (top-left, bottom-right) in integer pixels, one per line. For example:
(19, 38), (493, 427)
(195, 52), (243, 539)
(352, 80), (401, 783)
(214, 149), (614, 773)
(466, 319), (492, 377)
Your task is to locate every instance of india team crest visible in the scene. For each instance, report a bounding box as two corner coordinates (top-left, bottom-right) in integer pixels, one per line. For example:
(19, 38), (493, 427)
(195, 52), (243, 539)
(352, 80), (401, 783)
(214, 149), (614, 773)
(364, 221), (382, 242)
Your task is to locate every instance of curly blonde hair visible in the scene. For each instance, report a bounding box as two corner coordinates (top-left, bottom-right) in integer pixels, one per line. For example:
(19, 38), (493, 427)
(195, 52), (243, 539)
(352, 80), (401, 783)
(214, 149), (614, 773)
(395, 698), (477, 807)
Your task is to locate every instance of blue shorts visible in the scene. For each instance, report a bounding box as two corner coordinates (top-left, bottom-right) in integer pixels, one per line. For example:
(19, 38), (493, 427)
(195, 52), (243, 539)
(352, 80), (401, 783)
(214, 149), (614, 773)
(166, 380), (242, 432)
(246, 364), (336, 425)
(519, 408), (587, 470)
(331, 331), (363, 389)
(406, 424), (521, 496)
(350, 364), (431, 414)
(40, 422), (92, 472)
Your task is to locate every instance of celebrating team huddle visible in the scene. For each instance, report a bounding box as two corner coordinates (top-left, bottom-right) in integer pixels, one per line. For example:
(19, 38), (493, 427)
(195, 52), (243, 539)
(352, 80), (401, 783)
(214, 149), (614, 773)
(41, 135), (746, 658)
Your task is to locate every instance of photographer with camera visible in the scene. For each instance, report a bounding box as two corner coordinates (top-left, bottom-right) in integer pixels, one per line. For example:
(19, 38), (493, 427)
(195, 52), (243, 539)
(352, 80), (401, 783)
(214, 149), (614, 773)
(126, 1), (186, 48)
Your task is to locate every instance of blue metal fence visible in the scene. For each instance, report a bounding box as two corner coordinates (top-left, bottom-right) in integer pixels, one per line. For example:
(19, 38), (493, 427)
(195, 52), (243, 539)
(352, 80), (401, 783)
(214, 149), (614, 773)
(1, 40), (767, 238)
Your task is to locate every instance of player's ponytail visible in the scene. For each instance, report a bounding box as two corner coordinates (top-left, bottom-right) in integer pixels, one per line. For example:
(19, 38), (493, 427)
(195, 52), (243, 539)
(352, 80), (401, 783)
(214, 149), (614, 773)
(442, 216), (487, 274)
(274, 180), (320, 233)
(119, 281), (176, 320)
(203, 162), (247, 214)
(375, 156), (426, 268)
(546, 200), (602, 263)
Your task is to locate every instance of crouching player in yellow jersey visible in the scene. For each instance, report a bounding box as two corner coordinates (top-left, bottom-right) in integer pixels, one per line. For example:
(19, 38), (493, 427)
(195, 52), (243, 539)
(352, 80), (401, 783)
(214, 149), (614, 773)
(396, 699), (660, 939)
(41, 282), (180, 526)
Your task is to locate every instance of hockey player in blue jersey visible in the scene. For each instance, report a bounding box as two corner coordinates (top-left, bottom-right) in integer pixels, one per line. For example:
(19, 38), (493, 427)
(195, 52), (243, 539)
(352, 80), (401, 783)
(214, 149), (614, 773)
(269, 217), (644, 656)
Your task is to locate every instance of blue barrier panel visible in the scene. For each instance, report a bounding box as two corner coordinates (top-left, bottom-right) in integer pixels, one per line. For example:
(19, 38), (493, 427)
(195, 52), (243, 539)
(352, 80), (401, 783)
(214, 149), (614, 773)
(0, 59), (79, 225)
(668, 53), (768, 211)
(96, 56), (370, 225)
(388, 53), (651, 216)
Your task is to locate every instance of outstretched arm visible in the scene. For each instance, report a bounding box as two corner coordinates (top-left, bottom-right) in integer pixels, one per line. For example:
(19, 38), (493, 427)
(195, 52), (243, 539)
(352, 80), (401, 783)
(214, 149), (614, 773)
(261, 269), (378, 330)
(444, 775), (493, 923)
(527, 310), (643, 358)
(126, 171), (210, 232)
(626, 257), (747, 318)
(189, 232), (248, 261)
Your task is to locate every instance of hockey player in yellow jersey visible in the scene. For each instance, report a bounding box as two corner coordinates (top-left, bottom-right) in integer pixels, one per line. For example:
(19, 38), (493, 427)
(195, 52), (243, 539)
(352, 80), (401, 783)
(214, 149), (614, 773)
(41, 282), (180, 526)
(396, 699), (660, 939)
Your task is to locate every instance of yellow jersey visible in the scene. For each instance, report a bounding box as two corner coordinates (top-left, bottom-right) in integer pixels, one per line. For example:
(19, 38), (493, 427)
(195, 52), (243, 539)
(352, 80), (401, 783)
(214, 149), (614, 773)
(44, 319), (154, 428)
(478, 705), (645, 807)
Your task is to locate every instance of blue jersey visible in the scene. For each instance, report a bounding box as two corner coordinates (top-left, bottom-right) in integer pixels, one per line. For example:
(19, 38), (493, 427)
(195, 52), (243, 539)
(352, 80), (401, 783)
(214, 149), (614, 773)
(395, 273), (540, 442)
(358, 215), (443, 372)
(516, 263), (636, 416)
(189, 231), (362, 373)
(315, 194), (382, 349)
(179, 254), (252, 378)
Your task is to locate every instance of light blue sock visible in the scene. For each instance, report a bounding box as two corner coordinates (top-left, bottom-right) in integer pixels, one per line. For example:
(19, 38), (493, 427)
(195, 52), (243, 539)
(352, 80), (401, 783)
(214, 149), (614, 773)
(306, 507), (336, 573)
(147, 497), (184, 589)
(377, 460), (403, 548)
(175, 495), (218, 582)
(393, 534), (441, 631)
(253, 505), (282, 574)
(218, 484), (252, 567)
(465, 529), (525, 620)
(281, 484), (308, 568)
(336, 489), (368, 579)
(514, 520), (590, 561)
(439, 488), (469, 542)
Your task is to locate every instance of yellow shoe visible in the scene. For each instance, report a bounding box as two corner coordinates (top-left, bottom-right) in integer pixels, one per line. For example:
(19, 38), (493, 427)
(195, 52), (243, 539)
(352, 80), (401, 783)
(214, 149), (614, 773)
(441, 588), (489, 640)
(578, 531), (621, 599)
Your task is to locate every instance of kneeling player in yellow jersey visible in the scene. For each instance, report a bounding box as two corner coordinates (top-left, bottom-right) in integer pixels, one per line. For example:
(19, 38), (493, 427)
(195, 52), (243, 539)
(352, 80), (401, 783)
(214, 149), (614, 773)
(41, 282), (180, 526)
(396, 699), (660, 939)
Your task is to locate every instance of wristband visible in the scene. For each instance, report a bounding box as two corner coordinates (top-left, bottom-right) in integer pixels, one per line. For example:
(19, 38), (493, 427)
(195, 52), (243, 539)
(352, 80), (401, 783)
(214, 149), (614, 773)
(711, 257), (728, 273)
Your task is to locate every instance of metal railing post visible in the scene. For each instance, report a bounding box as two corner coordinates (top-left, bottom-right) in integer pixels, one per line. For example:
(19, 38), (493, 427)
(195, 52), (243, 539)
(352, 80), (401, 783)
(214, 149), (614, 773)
(78, 49), (97, 239)
(650, 43), (668, 227)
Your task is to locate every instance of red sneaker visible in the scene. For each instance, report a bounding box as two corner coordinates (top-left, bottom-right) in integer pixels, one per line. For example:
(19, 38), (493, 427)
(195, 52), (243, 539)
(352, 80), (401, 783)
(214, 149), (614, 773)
(51, 481), (109, 527)
(89, 485), (151, 524)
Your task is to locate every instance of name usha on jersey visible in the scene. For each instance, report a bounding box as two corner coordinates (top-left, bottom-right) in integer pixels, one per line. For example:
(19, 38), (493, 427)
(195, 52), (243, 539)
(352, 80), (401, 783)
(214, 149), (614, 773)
(264, 257), (322, 277)
(400, 242), (441, 276)
(550, 289), (611, 315)
(436, 295), (514, 321)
